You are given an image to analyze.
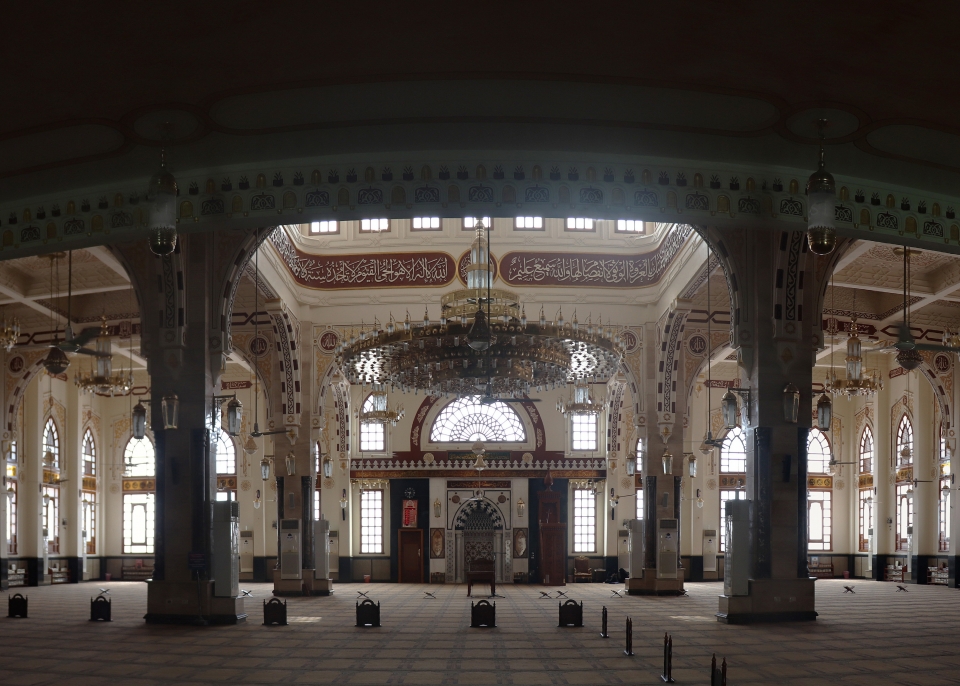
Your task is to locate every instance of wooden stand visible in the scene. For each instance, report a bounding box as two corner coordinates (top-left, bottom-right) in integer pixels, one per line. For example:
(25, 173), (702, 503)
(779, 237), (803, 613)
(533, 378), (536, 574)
(711, 654), (727, 686)
(8, 593), (27, 618)
(624, 617), (634, 656)
(539, 487), (566, 586)
(90, 595), (111, 622)
(660, 632), (674, 682)
(471, 599), (496, 627)
(263, 598), (287, 626)
(356, 598), (381, 627)
(558, 599), (583, 627)
(600, 606), (608, 638)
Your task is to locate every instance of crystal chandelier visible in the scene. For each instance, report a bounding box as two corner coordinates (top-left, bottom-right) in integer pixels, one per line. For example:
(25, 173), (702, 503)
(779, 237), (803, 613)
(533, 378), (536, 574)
(75, 318), (133, 396)
(556, 378), (604, 416)
(338, 223), (622, 397)
(356, 386), (404, 426)
(825, 323), (882, 398)
(0, 314), (19, 352)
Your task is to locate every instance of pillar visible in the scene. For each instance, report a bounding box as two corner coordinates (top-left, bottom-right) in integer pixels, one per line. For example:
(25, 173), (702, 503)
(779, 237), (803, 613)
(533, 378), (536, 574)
(63, 377), (82, 582)
(912, 377), (938, 581)
(21, 376), (42, 584)
(872, 370), (894, 578)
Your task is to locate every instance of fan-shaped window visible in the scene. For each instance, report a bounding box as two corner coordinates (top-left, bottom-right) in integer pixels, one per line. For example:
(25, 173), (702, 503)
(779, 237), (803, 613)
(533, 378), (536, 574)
(82, 430), (96, 477)
(897, 415), (913, 466)
(215, 430), (236, 475)
(43, 419), (59, 471)
(430, 396), (526, 443)
(859, 426), (874, 474)
(807, 429), (831, 474)
(124, 437), (155, 477)
(720, 427), (746, 473)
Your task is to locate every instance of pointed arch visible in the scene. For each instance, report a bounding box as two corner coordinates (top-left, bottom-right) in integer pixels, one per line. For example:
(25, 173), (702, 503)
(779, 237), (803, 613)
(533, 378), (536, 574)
(123, 436), (156, 477)
(719, 427), (746, 473)
(82, 429), (96, 477)
(859, 425), (874, 474)
(42, 418), (60, 471)
(215, 429), (236, 475)
(896, 414), (913, 466)
(806, 428), (831, 474)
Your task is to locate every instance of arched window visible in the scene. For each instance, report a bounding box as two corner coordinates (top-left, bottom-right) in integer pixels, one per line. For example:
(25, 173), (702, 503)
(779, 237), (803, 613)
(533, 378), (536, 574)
(720, 427), (746, 473)
(859, 426), (874, 474)
(124, 436), (155, 477)
(215, 430), (236, 475)
(896, 415), (913, 466)
(359, 393), (386, 452)
(122, 437), (155, 554)
(806, 429), (831, 474)
(940, 421), (947, 462)
(43, 419), (59, 471)
(430, 396), (526, 443)
(82, 430), (96, 477)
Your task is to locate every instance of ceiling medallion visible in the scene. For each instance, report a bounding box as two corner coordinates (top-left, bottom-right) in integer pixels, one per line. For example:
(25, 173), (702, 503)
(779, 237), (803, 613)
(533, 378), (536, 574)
(337, 223), (623, 397)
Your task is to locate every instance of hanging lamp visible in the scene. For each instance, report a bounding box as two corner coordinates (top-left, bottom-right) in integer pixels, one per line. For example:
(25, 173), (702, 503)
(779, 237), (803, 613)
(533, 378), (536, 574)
(806, 118), (837, 255)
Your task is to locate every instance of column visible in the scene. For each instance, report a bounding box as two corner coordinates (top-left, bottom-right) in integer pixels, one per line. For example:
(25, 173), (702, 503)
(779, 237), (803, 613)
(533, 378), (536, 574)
(912, 377), (938, 581)
(872, 372), (894, 579)
(63, 378), (82, 582)
(21, 376), (42, 584)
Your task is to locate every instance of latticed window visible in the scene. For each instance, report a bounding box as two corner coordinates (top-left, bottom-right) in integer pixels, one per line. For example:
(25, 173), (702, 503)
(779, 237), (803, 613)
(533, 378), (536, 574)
(5, 479), (16, 555)
(82, 430), (96, 477)
(806, 429), (831, 474)
(82, 491), (97, 554)
(719, 489), (740, 552)
(941, 460), (951, 552)
(124, 437), (155, 477)
(360, 393), (387, 452)
(573, 489), (597, 553)
(807, 491), (832, 551)
(215, 430), (236, 475)
(430, 396), (526, 443)
(720, 428), (746, 473)
(635, 487), (644, 520)
(859, 426), (874, 474)
(571, 414), (597, 451)
(896, 415), (913, 466)
(43, 419), (59, 471)
(42, 483), (59, 553)
(896, 482), (913, 551)
(123, 493), (155, 554)
(859, 488), (872, 552)
(360, 489), (384, 554)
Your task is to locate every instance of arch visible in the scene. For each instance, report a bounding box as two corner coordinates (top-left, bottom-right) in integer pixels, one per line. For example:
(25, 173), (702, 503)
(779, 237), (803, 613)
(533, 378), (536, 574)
(359, 392), (386, 452)
(453, 497), (504, 530)
(215, 429), (236, 475)
(430, 396), (526, 443)
(896, 414), (913, 466)
(806, 428), (831, 474)
(124, 436), (156, 477)
(43, 418), (60, 471)
(859, 425), (874, 474)
(719, 427), (746, 473)
(82, 428), (97, 477)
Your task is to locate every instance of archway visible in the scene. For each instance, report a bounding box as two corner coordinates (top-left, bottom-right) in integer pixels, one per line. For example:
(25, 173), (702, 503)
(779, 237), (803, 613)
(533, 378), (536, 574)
(452, 497), (507, 584)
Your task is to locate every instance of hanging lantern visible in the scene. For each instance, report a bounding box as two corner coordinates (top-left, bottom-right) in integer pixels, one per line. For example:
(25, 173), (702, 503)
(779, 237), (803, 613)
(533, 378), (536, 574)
(225, 396), (243, 436)
(42, 347), (70, 376)
(132, 400), (147, 440)
(625, 453), (637, 477)
(322, 456), (333, 478)
(467, 307), (491, 351)
(260, 456), (271, 481)
(516, 498), (525, 518)
(609, 487), (618, 509)
(816, 393), (832, 432)
(472, 455), (488, 471)
(254, 489), (261, 509)
(244, 436), (258, 455)
(696, 489), (704, 509)
(161, 394), (179, 429)
(896, 348), (923, 371)
(783, 383), (800, 424)
(806, 119), (837, 256)
(661, 449), (674, 475)
(147, 149), (178, 256)
(688, 454), (698, 478)
(471, 441), (486, 456)
(721, 389), (739, 429)
(285, 452), (296, 476)
(43, 450), (56, 471)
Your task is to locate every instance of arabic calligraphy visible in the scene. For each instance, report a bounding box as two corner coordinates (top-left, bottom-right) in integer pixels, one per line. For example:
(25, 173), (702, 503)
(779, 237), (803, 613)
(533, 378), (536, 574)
(501, 225), (692, 287)
(270, 230), (455, 289)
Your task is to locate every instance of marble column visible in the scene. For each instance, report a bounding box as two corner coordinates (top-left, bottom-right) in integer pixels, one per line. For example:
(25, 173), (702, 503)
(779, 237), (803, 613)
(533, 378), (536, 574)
(912, 378), (938, 581)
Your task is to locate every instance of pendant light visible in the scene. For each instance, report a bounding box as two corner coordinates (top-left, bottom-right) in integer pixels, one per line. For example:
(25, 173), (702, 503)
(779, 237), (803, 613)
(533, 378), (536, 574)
(783, 383), (800, 423)
(161, 394), (179, 429)
(132, 399), (147, 439)
(806, 118), (837, 255)
(661, 449), (674, 475)
(147, 147), (178, 256)
(721, 389), (739, 429)
(816, 393), (832, 432)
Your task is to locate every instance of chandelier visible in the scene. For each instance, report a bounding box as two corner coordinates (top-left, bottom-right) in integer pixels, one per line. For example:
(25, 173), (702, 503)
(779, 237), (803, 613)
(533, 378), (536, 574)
(825, 324), (882, 397)
(356, 386), (404, 425)
(556, 378), (604, 416)
(337, 223), (622, 397)
(0, 314), (19, 352)
(75, 318), (133, 396)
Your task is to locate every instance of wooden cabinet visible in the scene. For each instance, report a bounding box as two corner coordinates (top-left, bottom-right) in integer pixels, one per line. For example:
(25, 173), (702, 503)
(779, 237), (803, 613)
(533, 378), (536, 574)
(539, 491), (566, 586)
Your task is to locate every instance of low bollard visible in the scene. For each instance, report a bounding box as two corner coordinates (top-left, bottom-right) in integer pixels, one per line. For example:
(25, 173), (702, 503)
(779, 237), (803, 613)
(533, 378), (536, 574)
(8, 593), (27, 618)
(263, 597), (287, 626)
(470, 599), (496, 627)
(90, 594), (112, 622)
(356, 598), (381, 627)
(558, 599), (583, 627)
(600, 606), (608, 638)
(660, 632), (674, 682)
(711, 654), (727, 686)
(624, 616), (634, 656)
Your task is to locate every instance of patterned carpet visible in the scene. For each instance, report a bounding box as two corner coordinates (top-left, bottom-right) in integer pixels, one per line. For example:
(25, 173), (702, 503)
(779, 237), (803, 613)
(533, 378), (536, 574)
(1, 579), (959, 684)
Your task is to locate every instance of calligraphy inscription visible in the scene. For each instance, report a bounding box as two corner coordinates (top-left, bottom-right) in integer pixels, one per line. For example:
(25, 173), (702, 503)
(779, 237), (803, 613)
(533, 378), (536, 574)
(270, 230), (455, 289)
(500, 225), (692, 287)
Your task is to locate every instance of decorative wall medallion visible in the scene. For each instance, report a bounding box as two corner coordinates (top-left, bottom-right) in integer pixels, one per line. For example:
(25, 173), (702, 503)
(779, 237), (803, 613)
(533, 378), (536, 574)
(8, 356), (24, 374)
(621, 477), (631, 490)
(451, 494), (461, 504)
(835, 479), (845, 490)
(687, 334), (707, 357)
(707, 479), (717, 490)
(318, 329), (339, 353)
(430, 528), (445, 558)
(249, 335), (269, 358)
(620, 329), (639, 354)
(497, 494), (507, 504)
(109, 483), (120, 494)
(323, 477), (334, 489)
(240, 480), (251, 491)
(935, 353), (952, 374)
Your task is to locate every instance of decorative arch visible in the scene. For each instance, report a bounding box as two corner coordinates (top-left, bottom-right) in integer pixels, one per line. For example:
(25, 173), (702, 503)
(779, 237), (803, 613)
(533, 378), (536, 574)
(82, 428), (97, 477)
(3, 348), (49, 437)
(719, 426), (746, 473)
(806, 428), (831, 474)
(453, 497), (504, 530)
(896, 413), (914, 467)
(43, 417), (60, 470)
(429, 396), (526, 443)
(859, 424), (874, 474)
(123, 436), (156, 477)
(214, 429), (237, 475)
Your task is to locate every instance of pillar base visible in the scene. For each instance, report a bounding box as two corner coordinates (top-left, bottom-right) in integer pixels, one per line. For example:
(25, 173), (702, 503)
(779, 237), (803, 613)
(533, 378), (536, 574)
(717, 577), (817, 624)
(313, 578), (334, 596)
(273, 568), (322, 596)
(625, 570), (685, 595)
(145, 579), (247, 625)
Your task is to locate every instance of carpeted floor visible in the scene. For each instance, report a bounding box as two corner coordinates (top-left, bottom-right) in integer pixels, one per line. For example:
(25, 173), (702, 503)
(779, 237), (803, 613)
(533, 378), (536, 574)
(1, 579), (958, 684)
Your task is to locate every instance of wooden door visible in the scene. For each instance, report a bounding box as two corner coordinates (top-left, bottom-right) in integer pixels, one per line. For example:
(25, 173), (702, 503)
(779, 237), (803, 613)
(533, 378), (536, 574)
(398, 529), (423, 583)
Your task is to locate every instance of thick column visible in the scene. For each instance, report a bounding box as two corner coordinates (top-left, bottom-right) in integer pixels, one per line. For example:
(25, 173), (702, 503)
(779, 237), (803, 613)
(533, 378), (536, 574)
(912, 378), (938, 581)
(21, 377), (42, 584)
(139, 233), (246, 624)
(716, 228), (817, 623)
(872, 375), (894, 578)
(63, 379), (82, 582)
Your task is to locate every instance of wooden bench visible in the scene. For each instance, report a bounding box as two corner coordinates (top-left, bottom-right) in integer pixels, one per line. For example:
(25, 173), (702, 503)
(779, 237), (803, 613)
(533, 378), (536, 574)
(466, 558), (495, 597)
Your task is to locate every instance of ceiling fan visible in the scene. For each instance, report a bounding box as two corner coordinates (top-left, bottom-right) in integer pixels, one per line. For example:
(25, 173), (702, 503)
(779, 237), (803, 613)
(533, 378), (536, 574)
(52, 252), (110, 358)
(870, 246), (957, 367)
